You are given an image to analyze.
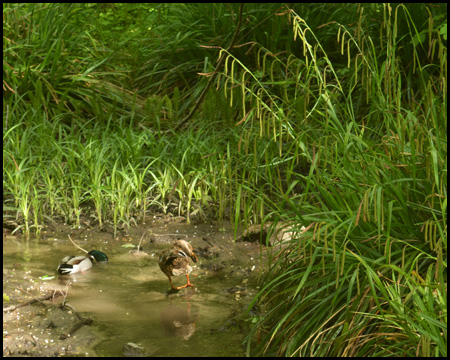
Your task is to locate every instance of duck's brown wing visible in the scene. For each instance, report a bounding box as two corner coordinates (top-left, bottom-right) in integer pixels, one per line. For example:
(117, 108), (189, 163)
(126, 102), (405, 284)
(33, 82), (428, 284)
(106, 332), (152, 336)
(162, 249), (192, 274)
(159, 249), (182, 276)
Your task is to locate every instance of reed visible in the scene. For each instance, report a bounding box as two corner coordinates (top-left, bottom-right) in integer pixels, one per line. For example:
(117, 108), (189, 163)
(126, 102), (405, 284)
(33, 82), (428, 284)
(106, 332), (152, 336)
(3, 3), (446, 356)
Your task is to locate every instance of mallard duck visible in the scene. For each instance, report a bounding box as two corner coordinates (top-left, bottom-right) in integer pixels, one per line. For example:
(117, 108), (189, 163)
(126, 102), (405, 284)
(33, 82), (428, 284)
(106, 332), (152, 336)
(158, 240), (198, 290)
(57, 250), (108, 274)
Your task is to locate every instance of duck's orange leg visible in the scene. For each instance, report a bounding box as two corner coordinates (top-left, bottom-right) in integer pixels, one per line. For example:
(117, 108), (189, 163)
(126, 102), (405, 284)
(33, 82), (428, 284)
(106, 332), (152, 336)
(176, 274), (194, 289)
(168, 275), (194, 290)
(168, 277), (179, 290)
(184, 274), (194, 287)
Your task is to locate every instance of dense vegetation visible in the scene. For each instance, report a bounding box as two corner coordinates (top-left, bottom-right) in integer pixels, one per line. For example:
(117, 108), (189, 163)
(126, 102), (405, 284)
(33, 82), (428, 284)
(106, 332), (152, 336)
(3, 3), (447, 357)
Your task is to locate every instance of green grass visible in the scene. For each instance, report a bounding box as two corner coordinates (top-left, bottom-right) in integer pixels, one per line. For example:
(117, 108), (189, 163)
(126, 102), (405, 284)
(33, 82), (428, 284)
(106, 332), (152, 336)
(3, 3), (446, 357)
(226, 6), (447, 357)
(3, 117), (249, 234)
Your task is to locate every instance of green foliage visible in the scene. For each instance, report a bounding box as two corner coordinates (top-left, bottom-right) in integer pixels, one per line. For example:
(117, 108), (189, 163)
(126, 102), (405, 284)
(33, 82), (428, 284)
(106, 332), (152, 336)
(2, 115), (247, 234)
(215, 4), (446, 357)
(3, 3), (147, 128)
(2, 3), (447, 357)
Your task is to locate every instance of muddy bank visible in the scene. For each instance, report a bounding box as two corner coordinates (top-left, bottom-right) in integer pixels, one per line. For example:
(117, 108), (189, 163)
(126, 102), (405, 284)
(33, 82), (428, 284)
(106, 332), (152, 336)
(3, 215), (265, 357)
(3, 266), (102, 356)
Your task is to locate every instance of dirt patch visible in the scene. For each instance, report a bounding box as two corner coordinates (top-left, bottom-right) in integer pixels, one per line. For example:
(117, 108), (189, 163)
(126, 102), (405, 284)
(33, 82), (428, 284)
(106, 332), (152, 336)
(3, 261), (102, 356)
(3, 215), (266, 357)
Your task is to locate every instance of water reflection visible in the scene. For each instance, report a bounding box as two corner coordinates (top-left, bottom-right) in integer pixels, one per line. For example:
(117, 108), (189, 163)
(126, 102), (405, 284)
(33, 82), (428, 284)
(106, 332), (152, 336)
(3, 233), (252, 357)
(160, 298), (197, 340)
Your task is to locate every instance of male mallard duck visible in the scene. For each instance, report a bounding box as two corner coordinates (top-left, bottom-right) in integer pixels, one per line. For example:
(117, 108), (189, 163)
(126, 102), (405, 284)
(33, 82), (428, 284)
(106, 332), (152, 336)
(57, 250), (108, 274)
(159, 240), (198, 290)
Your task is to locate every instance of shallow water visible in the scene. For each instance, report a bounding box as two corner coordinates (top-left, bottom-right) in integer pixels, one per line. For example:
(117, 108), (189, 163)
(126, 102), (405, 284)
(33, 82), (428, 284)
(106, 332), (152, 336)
(3, 225), (260, 357)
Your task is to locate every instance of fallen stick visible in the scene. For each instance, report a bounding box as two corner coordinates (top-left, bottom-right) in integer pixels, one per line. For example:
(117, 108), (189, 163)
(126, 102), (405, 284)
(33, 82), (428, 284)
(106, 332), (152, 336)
(3, 291), (63, 312)
(68, 234), (88, 253)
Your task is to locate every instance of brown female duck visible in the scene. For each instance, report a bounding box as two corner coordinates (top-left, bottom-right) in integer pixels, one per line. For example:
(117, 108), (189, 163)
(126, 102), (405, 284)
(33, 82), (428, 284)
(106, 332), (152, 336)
(159, 240), (198, 290)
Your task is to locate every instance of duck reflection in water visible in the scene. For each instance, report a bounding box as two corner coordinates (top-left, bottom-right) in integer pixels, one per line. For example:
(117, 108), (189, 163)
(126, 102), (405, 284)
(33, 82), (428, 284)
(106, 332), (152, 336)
(160, 299), (196, 340)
